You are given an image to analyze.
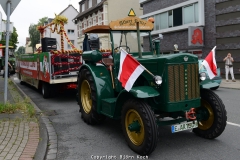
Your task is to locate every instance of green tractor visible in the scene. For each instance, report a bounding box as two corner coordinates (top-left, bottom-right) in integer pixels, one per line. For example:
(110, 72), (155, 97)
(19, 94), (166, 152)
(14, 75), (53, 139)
(76, 12), (227, 155)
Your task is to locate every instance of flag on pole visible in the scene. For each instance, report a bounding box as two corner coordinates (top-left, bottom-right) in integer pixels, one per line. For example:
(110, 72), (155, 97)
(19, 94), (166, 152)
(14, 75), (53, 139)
(118, 49), (145, 92)
(201, 46), (217, 79)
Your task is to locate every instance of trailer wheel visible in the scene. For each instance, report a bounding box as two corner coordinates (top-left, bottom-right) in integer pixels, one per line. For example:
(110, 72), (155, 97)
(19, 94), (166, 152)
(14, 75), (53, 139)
(42, 82), (51, 99)
(121, 99), (158, 155)
(78, 69), (105, 124)
(19, 74), (24, 85)
(193, 89), (227, 139)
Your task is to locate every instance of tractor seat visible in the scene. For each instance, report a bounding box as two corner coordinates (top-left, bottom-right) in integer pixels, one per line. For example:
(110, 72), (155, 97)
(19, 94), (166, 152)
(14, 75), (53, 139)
(102, 58), (113, 66)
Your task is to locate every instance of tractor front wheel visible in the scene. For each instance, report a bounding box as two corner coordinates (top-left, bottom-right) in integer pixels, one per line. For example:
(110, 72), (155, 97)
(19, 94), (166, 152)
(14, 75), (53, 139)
(121, 99), (158, 155)
(193, 89), (227, 139)
(78, 69), (105, 125)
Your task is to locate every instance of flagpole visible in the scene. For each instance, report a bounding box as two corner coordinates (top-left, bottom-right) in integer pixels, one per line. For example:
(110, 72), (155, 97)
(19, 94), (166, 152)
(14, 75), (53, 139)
(120, 48), (155, 77)
(140, 64), (155, 77)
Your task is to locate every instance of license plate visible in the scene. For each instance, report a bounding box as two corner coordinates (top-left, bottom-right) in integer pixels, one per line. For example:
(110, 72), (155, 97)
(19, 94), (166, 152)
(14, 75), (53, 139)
(171, 120), (198, 133)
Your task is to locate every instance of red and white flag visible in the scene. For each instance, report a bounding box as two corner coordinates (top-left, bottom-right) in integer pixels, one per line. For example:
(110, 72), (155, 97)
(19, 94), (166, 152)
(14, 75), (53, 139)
(201, 46), (217, 79)
(118, 49), (145, 92)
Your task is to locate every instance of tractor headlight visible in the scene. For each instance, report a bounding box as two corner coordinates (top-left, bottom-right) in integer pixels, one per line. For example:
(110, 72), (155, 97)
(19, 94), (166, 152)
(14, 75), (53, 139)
(154, 75), (162, 85)
(199, 72), (206, 81)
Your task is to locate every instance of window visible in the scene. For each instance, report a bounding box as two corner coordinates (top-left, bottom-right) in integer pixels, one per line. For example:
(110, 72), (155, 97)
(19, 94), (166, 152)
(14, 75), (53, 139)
(89, 20), (92, 27)
(68, 40), (74, 49)
(93, 17), (96, 25)
(89, 0), (92, 8)
(67, 30), (74, 35)
(82, 4), (85, 12)
(168, 11), (173, 27)
(98, 16), (102, 25)
(194, 3), (199, 22)
(160, 12), (168, 29)
(140, 1), (201, 33)
(97, 0), (101, 4)
(154, 14), (160, 30)
(173, 8), (182, 27)
(79, 25), (82, 37)
(183, 5), (194, 24)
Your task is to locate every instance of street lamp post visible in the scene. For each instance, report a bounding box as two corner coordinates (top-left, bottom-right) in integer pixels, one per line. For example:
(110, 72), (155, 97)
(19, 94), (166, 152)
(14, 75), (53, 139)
(0, 0), (21, 104)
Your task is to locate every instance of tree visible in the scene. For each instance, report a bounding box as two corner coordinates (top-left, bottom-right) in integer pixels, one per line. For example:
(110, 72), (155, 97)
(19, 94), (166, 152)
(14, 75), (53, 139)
(16, 46), (25, 55)
(10, 27), (19, 49)
(28, 24), (40, 53)
(28, 17), (48, 53)
(38, 17), (48, 26)
(0, 27), (19, 51)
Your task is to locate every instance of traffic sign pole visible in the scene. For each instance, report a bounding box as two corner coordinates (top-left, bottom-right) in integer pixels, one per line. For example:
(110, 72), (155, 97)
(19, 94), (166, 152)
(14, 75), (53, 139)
(4, 1), (11, 104)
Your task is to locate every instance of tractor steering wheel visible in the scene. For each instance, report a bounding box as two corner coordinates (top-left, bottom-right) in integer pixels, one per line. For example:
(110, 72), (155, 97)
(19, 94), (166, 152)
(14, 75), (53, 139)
(114, 45), (130, 53)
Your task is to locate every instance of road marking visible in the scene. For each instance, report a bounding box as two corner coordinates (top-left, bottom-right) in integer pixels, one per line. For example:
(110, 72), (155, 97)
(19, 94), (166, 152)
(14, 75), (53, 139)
(227, 122), (240, 127)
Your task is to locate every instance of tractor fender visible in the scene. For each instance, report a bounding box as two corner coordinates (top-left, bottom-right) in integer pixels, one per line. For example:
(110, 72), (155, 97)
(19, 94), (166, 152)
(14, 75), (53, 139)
(200, 79), (219, 89)
(114, 86), (160, 118)
(78, 64), (114, 112)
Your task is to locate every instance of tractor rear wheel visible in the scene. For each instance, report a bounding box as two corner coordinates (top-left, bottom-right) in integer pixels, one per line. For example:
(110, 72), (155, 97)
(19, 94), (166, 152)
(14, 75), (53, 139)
(121, 99), (158, 155)
(78, 69), (105, 125)
(193, 89), (227, 139)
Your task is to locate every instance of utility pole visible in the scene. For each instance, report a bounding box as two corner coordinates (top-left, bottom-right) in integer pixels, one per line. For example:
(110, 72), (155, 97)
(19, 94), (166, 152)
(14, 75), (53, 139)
(0, 0), (21, 104)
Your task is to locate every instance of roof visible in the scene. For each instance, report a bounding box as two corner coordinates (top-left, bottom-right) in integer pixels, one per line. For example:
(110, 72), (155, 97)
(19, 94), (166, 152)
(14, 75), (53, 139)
(59, 4), (78, 15)
(83, 25), (110, 34)
(74, 0), (107, 20)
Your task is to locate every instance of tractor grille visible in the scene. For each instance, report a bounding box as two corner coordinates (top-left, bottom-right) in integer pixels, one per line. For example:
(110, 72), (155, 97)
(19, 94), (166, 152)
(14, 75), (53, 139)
(168, 63), (199, 102)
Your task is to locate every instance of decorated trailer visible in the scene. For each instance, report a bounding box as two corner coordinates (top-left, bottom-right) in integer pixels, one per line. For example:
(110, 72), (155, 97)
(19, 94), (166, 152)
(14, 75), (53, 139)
(17, 15), (82, 98)
(76, 9), (227, 155)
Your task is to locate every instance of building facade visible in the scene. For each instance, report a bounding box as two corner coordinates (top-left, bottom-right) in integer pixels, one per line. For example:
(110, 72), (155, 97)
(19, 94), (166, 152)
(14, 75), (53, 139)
(140, 0), (240, 79)
(25, 37), (32, 54)
(44, 4), (79, 50)
(74, 0), (143, 50)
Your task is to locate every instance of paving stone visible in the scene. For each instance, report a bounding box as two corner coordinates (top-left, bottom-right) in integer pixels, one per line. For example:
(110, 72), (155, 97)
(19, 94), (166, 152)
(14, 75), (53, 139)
(49, 139), (57, 144)
(48, 143), (57, 149)
(11, 157), (20, 160)
(48, 148), (57, 154)
(1, 141), (8, 145)
(14, 151), (22, 157)
(46, 153), (57, 160)
(17, 147), (24, 152)
(0, 151), (8, 157)
(9, 148), (17, 154)
(0, 145), (4, 149)
(49, 135), (57, 140)
(12, 145), (19, 149)
(5, 153), (14, 160)
(3, 147), (11, 152)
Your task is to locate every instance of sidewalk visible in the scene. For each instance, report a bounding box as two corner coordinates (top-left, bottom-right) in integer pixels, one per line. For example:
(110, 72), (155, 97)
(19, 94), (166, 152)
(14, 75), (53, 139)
(1, 75), (57, 160)
(220, 79), (240, 90)
(0, 77), (39, 160)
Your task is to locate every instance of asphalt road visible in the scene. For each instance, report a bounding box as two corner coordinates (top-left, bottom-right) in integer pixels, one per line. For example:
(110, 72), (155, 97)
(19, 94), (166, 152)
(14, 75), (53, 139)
(14, 77), (240, 160)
